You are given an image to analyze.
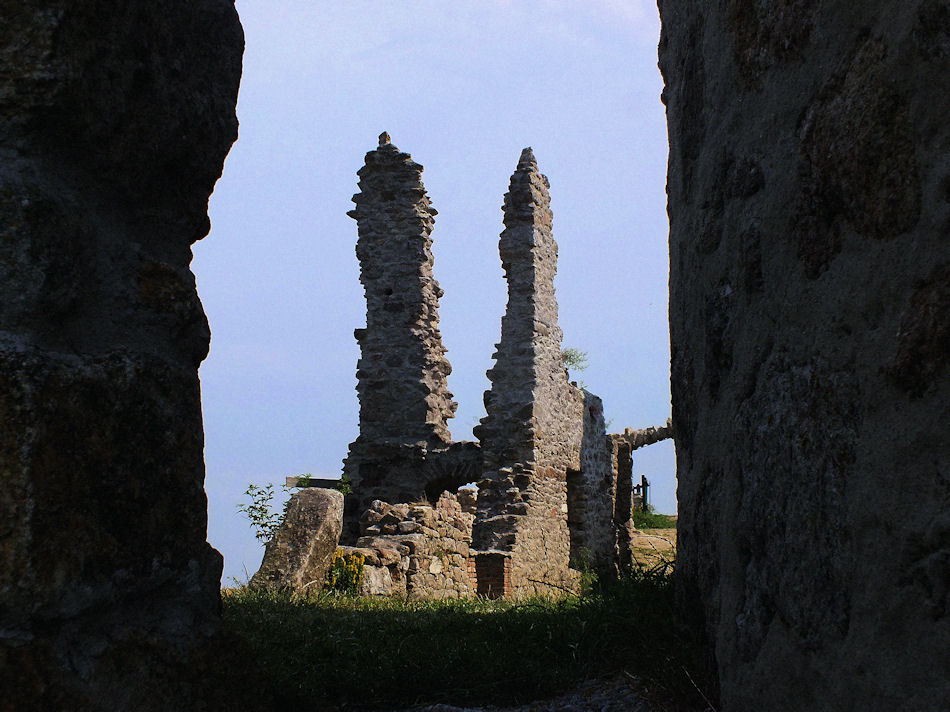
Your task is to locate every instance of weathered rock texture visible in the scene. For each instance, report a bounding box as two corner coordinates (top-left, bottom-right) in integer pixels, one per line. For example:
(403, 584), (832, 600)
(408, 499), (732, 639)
(660, 2), (950, 709)
(472, 149), (585, 595)
(0, 2), (249, 710)
(343, 133), (460, 511)
(251, 488), (344, 592)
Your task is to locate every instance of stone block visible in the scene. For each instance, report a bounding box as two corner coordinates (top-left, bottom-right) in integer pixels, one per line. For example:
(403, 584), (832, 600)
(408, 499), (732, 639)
(359, 565), (393, 597)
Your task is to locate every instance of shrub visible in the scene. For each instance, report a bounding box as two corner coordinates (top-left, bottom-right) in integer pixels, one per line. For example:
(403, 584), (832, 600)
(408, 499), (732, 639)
(237, 483), (282, 542)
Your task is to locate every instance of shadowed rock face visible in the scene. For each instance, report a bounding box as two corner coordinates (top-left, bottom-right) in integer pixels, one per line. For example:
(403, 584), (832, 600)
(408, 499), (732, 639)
(660, 1), (950, 709)
(0, 3), (250, 709)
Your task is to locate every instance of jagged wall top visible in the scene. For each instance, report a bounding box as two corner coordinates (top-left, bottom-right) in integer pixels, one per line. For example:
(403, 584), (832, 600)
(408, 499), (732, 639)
(475, 147), (578, 469)
(346, 133), (455, 447)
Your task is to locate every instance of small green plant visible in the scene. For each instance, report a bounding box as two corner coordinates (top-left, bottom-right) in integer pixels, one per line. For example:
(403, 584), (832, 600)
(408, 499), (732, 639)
(326, 549), (364, 593)
(237, 483), (283, 542)
(335, 473), (353, 496)
(238, 479), (300, 543)
(295, 472), (313, 487)
(561, 347), (588, 373)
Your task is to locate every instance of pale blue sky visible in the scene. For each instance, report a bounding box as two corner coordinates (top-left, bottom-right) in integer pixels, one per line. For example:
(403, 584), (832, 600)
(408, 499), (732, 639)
(196, 1), (673, 584)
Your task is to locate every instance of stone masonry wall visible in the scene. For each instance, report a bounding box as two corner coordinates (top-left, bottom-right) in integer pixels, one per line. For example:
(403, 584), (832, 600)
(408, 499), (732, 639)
(567, 393), (617, 574)
(0, 3), (251, 710)
(347, 491), (476, 599)
(660, 2), (950, 709)
(609, 437), (635, 572)
(472, 149), (584, 596)
(343, 133), (458, 511)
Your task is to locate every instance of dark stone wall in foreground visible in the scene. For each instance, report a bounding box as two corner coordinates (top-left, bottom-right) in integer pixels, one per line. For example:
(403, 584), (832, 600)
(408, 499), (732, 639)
(0, 3), (254, 709)
(660, 2), (950, 709)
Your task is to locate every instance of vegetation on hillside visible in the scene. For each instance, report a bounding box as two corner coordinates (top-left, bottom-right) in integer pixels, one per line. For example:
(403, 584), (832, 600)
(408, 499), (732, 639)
(223, 562), (717, 711)
(633, 509), (678, 530)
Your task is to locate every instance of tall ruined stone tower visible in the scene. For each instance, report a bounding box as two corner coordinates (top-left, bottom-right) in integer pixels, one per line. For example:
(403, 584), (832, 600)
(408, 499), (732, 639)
(472, 149), (585, 595)
(343, 133), (458, 507)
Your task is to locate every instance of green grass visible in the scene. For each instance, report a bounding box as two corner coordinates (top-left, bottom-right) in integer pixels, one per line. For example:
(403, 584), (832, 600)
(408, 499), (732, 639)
(222, 567), (717, 711)
(633, 510), (678, 529)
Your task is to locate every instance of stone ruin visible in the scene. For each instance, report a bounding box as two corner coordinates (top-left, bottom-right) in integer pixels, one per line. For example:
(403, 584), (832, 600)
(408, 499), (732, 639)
(9, 2), (945, 708)
(258, 134), (672, 599)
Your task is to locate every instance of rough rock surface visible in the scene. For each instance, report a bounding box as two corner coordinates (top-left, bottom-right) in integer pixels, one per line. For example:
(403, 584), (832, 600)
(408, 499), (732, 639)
(660, 1), (950, 709)
(344, 132), (460, 512)
(0, 2), (250, 710)
(472, 149), (584, 595)
(251, 488), (344, 592)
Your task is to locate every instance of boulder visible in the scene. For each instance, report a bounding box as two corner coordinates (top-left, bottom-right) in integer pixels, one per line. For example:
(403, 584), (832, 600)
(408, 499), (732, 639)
(251, 488), (344, 592)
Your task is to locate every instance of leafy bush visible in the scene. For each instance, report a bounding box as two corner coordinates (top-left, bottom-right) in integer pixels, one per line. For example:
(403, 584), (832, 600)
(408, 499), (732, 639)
(335, 473), (353, 496)
(236, 483), (282, 542)
(238, 477), (314, 543)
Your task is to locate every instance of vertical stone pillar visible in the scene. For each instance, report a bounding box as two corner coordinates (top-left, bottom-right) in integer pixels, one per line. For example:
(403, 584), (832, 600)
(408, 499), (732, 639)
(610, 437), (635, 572)
(344, 133), (457, 507)
(567, 393), (617, 574)
(472, 149), (584, 595)
(660, 1), (950, 708)
(0, 3), (248, 709)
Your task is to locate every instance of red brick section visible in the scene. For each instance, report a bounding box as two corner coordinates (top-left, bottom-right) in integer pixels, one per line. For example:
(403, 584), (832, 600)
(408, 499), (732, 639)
(474, 553), (512, 598)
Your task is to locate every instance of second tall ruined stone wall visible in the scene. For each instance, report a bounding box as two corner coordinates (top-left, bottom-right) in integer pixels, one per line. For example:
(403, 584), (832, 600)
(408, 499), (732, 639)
(472, 149), (585, 595)
(567, 393), (618, 573)
(660, 1), (950, 709)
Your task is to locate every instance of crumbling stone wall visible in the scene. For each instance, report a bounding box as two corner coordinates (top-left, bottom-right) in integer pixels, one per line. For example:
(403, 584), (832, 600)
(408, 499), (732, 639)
(609, 436), (635, 572)
(343, 133), (468, 518)
(0, 3), (249, 710)
(472, 149), (585, 596)
(334, 140), (666, 598)
(348, 491), (476, 599)
(660, 2), (950, 709)
(618, 419), (672, 451)
(567, 393), (617, 574)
